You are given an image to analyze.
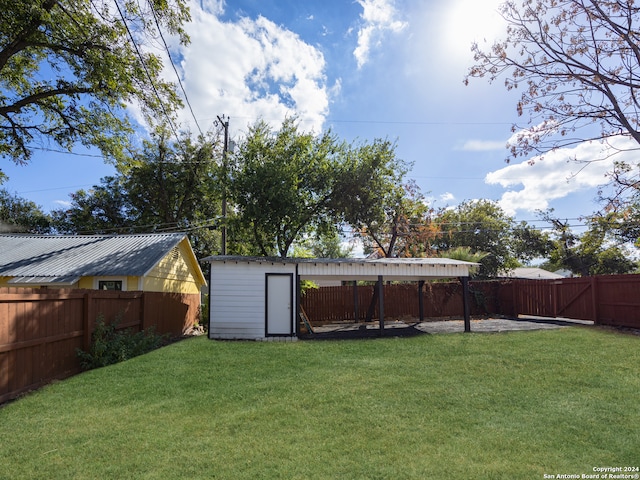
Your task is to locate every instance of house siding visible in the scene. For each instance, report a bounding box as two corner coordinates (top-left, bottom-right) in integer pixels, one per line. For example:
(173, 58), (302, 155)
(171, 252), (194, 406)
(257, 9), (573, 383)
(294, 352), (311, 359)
(209, 260), (297, 340)
(143, 241), (202, 294)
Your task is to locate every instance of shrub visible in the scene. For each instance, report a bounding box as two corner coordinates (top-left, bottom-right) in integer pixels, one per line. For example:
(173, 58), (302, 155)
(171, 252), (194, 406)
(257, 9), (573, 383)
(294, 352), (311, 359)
(77, 314), (169, 370)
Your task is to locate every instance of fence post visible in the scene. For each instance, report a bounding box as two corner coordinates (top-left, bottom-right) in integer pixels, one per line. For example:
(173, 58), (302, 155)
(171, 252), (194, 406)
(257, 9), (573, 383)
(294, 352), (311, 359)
(83, 292), (94, 351)
(352, 281), (359, 322)
(378, 276), (385, 334)
(461, 277), (471, 333)
(590, 276), (599, 324)
(418, 280), (425, 322)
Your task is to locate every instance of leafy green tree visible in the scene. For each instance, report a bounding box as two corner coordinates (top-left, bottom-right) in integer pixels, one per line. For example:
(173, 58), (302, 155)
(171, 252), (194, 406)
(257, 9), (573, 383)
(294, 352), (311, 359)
(50, 129), (222, 262)
(510, 220), (553, 263)
(0, 0), (190, 167)
(543, 213), (637, 276)
(439, 246), (487, 277)
(295, 230), (354, 258)
(230, 120), (418, 258)
(595, 186), (640, 248)
(351, 178), (439, 258)
(0, 188), (51, 233)
(433, 200), (523, 277)
(230, 118), (350, 257)
(50, 176), (129, 234)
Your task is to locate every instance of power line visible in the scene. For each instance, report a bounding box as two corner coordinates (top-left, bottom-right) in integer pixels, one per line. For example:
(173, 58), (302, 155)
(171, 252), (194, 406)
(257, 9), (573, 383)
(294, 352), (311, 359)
(113, 0), (181, 144)
(146, 0), (203, 136)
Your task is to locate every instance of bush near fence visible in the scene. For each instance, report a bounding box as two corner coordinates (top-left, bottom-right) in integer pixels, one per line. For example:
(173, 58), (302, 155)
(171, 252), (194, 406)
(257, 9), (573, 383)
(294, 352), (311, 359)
(0, 288), (200, 404)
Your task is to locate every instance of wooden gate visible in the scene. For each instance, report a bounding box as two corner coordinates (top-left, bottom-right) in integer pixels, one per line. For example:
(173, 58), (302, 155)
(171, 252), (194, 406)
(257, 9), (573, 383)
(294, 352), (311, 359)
(512, 277), (596, 321)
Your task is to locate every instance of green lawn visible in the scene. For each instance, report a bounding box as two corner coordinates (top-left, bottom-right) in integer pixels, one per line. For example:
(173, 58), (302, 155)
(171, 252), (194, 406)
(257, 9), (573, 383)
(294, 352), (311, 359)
(1, 327), (639, 479)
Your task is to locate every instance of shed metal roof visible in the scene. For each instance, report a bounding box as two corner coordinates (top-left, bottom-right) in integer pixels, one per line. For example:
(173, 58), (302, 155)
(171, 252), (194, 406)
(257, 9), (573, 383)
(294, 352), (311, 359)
(0, 233), (189, 282)
(205, 255), (479, 280)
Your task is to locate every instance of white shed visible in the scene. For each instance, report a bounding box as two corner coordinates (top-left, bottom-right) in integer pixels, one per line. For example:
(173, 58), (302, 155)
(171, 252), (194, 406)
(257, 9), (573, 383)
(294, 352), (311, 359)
(204, 256), (479, 340)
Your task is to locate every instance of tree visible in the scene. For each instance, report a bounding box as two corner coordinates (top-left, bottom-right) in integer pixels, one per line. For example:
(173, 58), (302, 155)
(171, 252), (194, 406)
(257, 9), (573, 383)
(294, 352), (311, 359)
(542, 212), (637, 275)
(51, 129), (222, 262)
(297, 230), (354, 258)
(439, 246), (487, 277)
(0, 188), (51, 232)
(0, 0), (190, 167)
(466, 0), (640, 187)
(352, 179), (439, 258)
(433, 200), (530, 277)
(50, 176), (129, 234)
(339, 140), (436, 258)
(230, 118), (349, 257)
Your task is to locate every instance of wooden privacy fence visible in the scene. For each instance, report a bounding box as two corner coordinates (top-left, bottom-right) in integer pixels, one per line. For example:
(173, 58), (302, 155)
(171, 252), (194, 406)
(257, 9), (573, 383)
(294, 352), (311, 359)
(301, 281), (510, 324)
(504, 274), (640, 328)
(0, 288), (200, 404)
(302, 275), (640, 330)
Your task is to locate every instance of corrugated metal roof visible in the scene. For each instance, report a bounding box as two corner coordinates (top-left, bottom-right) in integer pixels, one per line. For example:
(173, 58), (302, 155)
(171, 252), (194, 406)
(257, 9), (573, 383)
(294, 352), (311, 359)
(8, 275), (80, 285)
(0, 233), (187, 279)
(203, 255), (479, 280)
(204, 255), (479, 267)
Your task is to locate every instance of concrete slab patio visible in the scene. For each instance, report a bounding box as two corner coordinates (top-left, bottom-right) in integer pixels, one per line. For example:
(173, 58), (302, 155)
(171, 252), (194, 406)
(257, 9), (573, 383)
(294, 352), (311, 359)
(304, 316), (594, 340)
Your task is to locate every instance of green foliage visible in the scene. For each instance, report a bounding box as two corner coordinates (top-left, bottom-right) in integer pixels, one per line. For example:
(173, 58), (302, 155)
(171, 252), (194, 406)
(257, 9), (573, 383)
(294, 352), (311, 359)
(438, 246), (487, 276)
(50, 129), (221, 260)
(0, 188), (51, 233)
(230, 118), (347, 257)
(542, 211), (637, 276)
(76, 315), (167, 370)
(433, 200), (521, 277)
(0, 0), (190, 165)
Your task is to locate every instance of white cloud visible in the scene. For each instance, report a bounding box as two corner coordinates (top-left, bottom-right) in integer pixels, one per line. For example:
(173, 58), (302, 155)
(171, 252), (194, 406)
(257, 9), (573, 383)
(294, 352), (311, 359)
(353, 0), (407, 69)
(199, 0), (225, 15)
(460, 140), (506, 151)
(53, 199), (72, 208)
(154, 2), (332, 137)
(485, 136), (639, 215)
(440, 192), (455, 202)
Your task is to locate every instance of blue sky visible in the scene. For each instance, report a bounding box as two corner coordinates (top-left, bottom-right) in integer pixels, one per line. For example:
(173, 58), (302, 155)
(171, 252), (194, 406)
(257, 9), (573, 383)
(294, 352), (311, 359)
(3, 0), (625, 233)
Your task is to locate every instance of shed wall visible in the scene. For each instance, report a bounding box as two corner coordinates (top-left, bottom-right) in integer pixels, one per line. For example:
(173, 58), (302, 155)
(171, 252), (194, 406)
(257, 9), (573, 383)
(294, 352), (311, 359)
(209, 260), (297, 340)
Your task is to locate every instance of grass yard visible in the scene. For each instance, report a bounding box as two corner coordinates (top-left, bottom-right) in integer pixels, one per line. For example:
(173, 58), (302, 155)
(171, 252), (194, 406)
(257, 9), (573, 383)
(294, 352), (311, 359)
(1, 327), (639, 479)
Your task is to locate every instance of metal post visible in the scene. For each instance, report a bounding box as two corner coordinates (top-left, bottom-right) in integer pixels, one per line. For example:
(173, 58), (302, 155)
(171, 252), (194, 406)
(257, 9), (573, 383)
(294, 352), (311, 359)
(353, 280), (359, 322)
(418, 280), (425, 322)
(378, 275), (384, 334)
(462, 276), (471, 333)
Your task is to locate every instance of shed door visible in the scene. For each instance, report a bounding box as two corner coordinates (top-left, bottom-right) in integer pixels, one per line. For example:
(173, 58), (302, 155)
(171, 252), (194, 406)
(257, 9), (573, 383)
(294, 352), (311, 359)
(266, 273), (293, 336)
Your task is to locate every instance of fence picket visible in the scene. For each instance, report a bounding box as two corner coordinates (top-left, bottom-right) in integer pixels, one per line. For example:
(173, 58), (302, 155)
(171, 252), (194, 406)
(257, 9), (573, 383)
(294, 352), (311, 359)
(0, 288), (200, 404)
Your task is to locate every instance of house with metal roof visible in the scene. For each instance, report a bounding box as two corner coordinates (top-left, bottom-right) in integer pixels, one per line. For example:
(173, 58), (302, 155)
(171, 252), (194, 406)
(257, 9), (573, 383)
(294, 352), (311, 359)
(0, 233), (206, 294)
(204, 255), (479, 340)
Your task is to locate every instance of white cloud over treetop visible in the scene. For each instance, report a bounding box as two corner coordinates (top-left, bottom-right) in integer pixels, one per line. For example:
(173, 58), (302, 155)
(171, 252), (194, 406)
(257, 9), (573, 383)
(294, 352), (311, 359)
(161, 2), (332, 135)
(485, 136), (639, 215)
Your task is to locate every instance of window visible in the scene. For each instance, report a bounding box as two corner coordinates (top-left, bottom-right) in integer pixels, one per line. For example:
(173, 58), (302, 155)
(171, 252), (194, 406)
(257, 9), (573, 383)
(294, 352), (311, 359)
(98, 280), (123, 291)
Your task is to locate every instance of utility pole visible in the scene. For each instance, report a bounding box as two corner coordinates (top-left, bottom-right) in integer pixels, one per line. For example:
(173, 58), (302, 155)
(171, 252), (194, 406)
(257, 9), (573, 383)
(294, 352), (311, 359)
(217, 115), (229, 255)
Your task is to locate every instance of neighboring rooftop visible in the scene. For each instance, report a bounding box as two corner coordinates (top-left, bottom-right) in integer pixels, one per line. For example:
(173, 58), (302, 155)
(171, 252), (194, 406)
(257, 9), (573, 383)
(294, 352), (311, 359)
(502, 267), (565, 280)
(0, 233), (189, 283)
